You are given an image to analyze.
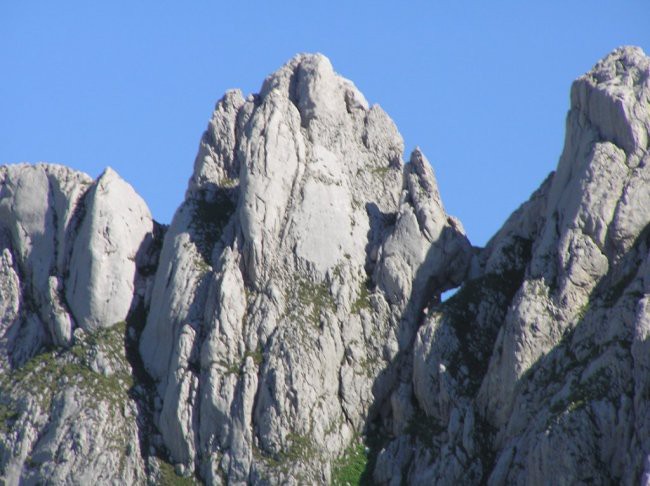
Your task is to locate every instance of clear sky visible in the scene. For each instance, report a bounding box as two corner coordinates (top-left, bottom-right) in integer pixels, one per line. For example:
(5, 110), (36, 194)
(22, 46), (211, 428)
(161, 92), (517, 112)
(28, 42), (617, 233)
(1, 2), (648, 246)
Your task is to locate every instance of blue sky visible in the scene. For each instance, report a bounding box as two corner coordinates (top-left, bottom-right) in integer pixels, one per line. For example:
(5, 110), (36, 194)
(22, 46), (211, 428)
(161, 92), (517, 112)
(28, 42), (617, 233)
(1, 2), (648, 246)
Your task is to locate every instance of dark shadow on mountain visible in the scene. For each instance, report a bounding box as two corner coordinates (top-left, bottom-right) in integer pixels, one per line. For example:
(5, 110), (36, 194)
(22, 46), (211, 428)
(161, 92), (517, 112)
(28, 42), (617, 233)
(498, 228), (650, 484)
(354, 227), (504, 483)
(359, 234), (533, 484)
(188, 183), (238, 265)
(120, 220), (166, 478)
(363, 202), (397, 279)
(390, 220), (650, 484)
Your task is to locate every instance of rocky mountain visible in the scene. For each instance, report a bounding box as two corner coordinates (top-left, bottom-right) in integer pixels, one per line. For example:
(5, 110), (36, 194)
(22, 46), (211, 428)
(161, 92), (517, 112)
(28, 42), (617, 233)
(0, 45), (648, 485)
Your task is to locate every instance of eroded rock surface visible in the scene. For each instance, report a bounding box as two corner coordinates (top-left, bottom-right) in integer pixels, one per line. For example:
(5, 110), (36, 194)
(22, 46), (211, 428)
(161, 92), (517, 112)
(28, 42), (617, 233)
(377, 46), (650, 486)
(0, 164), (162, 485)
(1, 46), (650, 485)
(139, 53), (471, 484)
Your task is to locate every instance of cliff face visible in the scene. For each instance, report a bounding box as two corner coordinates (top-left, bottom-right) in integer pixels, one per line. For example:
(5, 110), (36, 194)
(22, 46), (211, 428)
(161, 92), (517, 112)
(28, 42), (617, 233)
(380, 46), (650, 485)
(0, 46), (648, 485)
(138, 54), (471, 484)
(0, 164), (160, 483)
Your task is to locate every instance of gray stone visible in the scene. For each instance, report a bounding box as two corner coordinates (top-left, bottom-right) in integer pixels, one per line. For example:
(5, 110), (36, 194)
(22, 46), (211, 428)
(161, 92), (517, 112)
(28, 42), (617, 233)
(139, 52), (471, 483)
(2, 46), (650, 486)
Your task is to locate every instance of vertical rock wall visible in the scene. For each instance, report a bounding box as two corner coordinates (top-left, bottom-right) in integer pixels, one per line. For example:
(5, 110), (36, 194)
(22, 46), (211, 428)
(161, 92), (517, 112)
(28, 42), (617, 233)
(139, 53), (471, 484)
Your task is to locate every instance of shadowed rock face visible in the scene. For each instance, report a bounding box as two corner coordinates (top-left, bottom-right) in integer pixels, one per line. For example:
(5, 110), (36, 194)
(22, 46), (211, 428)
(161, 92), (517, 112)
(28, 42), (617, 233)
(377, 46), (650, 485)
(0, 46), (649, 485)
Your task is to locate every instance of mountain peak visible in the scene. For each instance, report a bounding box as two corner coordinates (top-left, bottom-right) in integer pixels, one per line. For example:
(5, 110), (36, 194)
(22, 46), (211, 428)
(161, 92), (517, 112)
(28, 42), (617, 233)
(2, 47), (650, 485)
(571, 45), (649, 155)
(260, 52), (369, 126)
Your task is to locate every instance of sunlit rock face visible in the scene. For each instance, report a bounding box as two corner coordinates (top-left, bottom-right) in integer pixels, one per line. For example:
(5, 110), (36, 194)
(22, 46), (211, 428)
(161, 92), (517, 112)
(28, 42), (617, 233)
(139, 52), (470, 484)
(0, 163), (158, 485)
(0, 163), (155, 363)
(1, 46), (649, 485)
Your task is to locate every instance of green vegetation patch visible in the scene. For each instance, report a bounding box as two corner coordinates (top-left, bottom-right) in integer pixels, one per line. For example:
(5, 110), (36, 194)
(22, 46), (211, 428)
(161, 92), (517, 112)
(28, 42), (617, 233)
(370, 166), (391, 178)
(0, 322), (133, 411)
(359, 355), (379, 378)
(0, 401), (19, 433)
(351, 279), (372, 314)
(255, 433), (318, 476)
(294, 277), (335, 327)
(157, 458), (200, 486)
(215, 346), (263, 377)
(243, 347), (263, 367)
(279, 433), (316, 463)
(332, 441), (368, 486)
(218, 176), (238, 188)
(217, 360), (242, 376)
(550, 365), (613, 415)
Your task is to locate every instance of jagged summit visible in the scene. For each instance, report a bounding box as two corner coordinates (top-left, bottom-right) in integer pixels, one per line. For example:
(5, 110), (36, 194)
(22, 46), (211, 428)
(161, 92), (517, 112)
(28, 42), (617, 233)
(1, 47), (649, 485)
(260, 53), (371, 127)
(139, 51), (471, 483)
(573, 46), (649, 156)
(384, 45), (650, 484)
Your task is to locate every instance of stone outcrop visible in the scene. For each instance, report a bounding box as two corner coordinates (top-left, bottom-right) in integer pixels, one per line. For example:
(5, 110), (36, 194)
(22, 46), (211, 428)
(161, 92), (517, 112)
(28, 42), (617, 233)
(376, 46), (650, 485)
(139, 53), (471, 484)
(0, 164), (157, 366)
(1, 46), (649, 485)
(0, 164), (162, 484)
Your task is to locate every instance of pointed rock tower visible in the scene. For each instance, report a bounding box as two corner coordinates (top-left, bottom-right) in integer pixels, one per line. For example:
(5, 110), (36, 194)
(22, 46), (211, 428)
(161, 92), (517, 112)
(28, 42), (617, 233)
(139, 53), (471, 483)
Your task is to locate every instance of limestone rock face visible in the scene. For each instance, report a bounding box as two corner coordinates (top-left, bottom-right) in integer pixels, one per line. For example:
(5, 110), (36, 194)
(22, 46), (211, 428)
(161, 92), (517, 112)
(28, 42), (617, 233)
(139, 53), (471, 484)
(0, 164), (157, 362)
(0, 325), (147, 486)
(375, 148), (470, 308)
(0, 164), (92, 357)
(2, 46), (650, 486)
(377, 46), (650, 485)
(0, 164), (161, 485)
(66, 167), (154, 332)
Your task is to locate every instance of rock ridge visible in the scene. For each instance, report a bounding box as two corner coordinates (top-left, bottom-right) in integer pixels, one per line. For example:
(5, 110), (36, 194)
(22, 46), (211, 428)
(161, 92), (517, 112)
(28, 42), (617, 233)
(0, 46), (649, 485)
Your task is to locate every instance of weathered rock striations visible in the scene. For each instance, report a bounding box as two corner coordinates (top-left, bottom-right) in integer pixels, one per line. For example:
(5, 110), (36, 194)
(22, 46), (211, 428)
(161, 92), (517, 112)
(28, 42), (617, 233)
(0, 164), (157, 366)
(139, 53), (471, 484)
(0, 164), (162, 484)
(0, 46), (649, 485)
(377, 45), (650, 485)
